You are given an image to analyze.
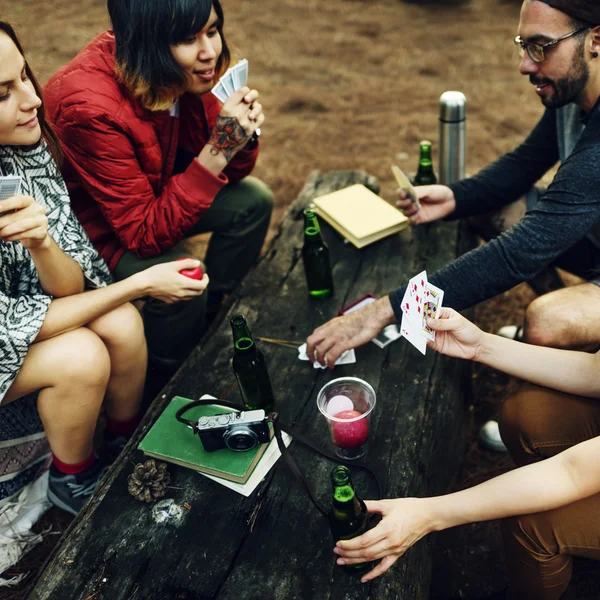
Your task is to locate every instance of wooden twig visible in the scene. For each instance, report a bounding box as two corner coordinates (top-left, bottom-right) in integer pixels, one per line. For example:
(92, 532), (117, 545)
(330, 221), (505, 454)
(256, 336), (302, 349)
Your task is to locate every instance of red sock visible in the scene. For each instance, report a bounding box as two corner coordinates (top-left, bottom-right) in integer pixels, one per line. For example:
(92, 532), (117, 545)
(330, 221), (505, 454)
(52, 452), (95, 475)
(105, 413), (142, 438)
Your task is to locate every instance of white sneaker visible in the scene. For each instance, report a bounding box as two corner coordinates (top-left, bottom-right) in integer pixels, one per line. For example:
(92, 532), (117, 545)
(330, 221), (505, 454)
(496, 325), (523, 341)
(479, 420), (508, 452)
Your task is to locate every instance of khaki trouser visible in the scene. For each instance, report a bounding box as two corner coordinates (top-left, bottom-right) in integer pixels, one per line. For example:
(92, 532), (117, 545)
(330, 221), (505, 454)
(498, 384), (600, 599)
(114, 176), (274, 368)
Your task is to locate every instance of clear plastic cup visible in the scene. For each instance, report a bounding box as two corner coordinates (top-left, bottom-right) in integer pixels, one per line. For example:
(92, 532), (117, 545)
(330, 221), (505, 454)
(316, 377), (376, 460)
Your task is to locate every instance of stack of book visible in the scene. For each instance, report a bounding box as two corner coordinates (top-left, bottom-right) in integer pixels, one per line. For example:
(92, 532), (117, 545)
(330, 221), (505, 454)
(312, 183), (409, 248)
(138, 396), (291, 497)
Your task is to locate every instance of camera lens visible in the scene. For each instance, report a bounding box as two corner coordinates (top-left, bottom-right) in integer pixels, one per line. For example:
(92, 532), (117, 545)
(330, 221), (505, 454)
(224, 426), (258, 452)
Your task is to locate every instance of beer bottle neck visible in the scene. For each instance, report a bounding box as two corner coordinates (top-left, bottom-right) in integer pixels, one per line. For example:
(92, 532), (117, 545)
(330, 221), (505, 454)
(418, 142), (433, 171)
(332, 482), (363, 518)
(234, 336), (256, 353)
(230, 315), (256, 353)
(304, 225), (324, 244)
(303, 209), (321, 232)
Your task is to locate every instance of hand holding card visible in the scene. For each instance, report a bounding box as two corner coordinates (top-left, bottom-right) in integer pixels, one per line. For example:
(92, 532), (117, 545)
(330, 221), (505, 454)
(211, 59), (262, 143)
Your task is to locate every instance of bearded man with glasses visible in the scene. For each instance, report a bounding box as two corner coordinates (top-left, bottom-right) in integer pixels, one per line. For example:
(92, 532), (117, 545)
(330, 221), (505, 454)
(307, 0), (600, 450)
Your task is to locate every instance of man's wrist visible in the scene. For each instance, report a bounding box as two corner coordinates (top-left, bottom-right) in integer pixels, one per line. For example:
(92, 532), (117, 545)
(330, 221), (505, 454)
(374, 296), (397, 327)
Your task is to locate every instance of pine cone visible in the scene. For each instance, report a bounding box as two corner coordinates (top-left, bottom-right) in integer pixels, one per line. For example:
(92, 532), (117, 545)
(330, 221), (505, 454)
(127, 459), (171, 503)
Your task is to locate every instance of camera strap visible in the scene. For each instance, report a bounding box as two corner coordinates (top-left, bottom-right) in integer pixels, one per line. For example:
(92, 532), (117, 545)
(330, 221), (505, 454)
(175, 399), (383, 517)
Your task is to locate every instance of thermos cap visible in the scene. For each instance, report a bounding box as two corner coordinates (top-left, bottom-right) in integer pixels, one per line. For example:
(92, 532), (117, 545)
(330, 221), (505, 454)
(439, 91), (466, 122)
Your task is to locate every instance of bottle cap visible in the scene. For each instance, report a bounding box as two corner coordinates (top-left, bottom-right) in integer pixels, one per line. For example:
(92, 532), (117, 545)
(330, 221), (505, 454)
(439, 91), (466, 123)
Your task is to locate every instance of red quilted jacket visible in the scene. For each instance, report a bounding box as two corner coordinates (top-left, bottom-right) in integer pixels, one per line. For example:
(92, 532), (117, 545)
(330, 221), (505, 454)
(43, 32), (259, 271)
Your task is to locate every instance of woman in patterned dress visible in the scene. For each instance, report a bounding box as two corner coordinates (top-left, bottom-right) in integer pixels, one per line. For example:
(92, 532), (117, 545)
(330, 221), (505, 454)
(0, 22), (208, 516)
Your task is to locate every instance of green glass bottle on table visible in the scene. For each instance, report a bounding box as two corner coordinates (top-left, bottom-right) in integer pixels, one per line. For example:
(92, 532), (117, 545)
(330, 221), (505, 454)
(230, 315), (274, 412)
(329, 465), (371, 573)
(413, 140), (438, 185)
(302, 209), (334, 298)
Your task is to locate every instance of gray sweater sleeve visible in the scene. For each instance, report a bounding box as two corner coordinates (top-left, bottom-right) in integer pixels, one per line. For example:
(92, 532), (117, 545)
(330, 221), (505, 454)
(389, 103), (600, 317)
(448, 108), (559, 219)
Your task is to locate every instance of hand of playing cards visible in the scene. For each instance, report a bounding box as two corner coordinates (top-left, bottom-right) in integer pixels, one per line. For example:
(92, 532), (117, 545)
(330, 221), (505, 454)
(211, 59), (250, 104)
(400, 271), (444, 355)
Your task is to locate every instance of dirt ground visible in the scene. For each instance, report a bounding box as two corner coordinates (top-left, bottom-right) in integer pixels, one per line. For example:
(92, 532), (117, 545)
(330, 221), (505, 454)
(2, 0), (598, 597)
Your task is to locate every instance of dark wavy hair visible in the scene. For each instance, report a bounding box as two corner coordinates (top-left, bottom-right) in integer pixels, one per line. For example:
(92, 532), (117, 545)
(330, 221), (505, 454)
(0, 21), (62, 163)
(107, 0), (231, 111)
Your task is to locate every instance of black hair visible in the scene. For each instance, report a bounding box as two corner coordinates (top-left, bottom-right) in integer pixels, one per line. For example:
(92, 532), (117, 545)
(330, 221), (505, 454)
(0, 21), (62, 162)
(107, 0), (230, 111)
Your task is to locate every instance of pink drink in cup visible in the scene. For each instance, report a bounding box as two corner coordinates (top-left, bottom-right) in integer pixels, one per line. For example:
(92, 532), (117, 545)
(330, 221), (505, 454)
(317, 378), (376, 460)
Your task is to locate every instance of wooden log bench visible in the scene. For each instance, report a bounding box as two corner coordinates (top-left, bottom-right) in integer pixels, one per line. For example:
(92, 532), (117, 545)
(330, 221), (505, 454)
(26, 169), (476, 600)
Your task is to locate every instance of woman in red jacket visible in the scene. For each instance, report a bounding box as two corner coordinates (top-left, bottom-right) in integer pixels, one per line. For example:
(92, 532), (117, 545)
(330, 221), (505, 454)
(44, 0), (273, 372)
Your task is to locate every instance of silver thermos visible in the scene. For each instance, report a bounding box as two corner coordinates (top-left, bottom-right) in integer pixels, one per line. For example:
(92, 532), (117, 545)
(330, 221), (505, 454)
(439, 91), (466, 185)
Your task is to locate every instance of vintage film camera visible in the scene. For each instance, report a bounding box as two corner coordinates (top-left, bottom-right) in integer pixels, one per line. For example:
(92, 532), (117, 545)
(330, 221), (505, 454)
(196, 409), (271, 452)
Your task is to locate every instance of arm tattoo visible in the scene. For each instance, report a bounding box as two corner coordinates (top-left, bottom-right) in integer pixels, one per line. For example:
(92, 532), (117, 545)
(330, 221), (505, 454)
(208, 116), (248, 162)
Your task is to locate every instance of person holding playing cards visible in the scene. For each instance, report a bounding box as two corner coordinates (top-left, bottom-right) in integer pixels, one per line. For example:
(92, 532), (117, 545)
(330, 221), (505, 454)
(43, 0), (273, 373)
(334, 307), (600, 598)
(0, 21), (210, 516)
(307, 0), (600, 448)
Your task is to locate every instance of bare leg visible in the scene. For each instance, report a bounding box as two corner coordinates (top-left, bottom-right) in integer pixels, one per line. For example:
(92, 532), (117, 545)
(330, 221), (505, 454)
(3, 328), (111, 464)
(522, 282), (600, 349)
(87, 303), (147, 422)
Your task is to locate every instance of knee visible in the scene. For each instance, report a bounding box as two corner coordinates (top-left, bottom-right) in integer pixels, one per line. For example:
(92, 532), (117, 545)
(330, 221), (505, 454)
(91, 303), (147, 356)
(501, 511), (557, 557)
(56, 328), (111, 389)
(499, 387), (542, 464)
(242, 177), (274, 220)
(523, 295), (564, 346)
(498, 385), (554, 465)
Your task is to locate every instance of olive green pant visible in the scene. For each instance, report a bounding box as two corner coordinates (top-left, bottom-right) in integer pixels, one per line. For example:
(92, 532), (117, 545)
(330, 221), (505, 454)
(498, 384), (600, 599)
(114, 176), (274, 368)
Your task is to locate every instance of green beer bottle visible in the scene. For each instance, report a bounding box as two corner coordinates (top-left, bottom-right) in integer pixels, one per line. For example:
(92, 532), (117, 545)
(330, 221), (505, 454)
(302, 209), (334, 298)
(329, 465), (371, 573)
(230, 315), (274, 412)
(413, 140), (438, 185)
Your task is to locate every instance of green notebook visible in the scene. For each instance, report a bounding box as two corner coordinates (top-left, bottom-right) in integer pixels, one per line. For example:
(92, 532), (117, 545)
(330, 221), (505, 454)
(138, 396), (270, 484)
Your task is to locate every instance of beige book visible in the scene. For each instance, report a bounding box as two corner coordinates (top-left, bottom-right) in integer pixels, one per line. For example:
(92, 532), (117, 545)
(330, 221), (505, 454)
(312, 184), (409, 249)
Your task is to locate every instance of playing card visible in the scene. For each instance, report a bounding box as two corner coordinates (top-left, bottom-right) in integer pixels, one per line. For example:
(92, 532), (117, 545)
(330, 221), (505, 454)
(400, 312), (427, 355)
(211, 82), (229, 103)
(391, 165), (420, 210)
(297, 343), (356, 369)
(402, 270), (428, 325)
(421, 282), (444, 342)
(0, 176), (22, 201)
(371, 324), (402, 348)
(220, 71), (236, 96)
(232, 59), (248, 89)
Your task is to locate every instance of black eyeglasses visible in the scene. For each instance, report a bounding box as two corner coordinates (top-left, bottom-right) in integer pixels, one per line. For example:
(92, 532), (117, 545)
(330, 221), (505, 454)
(514, 26), (590, 63)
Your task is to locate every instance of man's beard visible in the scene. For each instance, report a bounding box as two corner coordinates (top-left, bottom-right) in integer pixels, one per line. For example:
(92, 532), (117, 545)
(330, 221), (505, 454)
(531, 50), (590, 108)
